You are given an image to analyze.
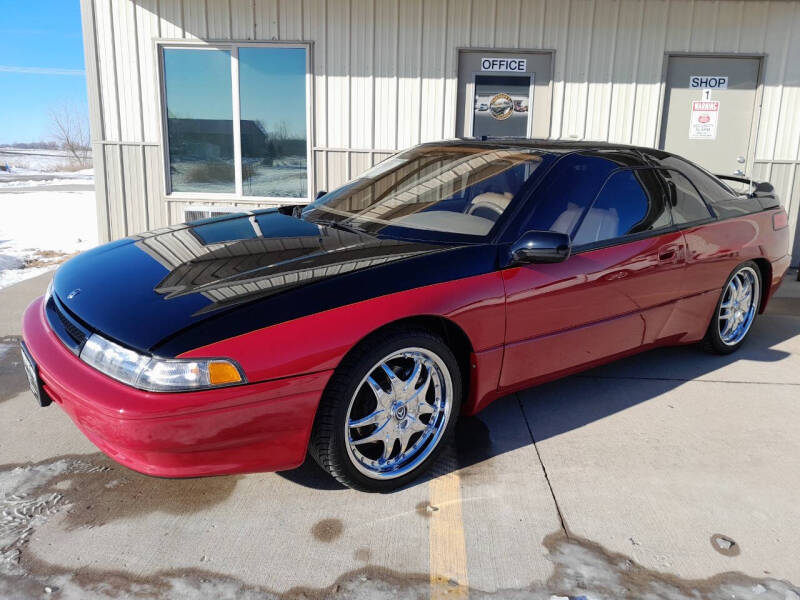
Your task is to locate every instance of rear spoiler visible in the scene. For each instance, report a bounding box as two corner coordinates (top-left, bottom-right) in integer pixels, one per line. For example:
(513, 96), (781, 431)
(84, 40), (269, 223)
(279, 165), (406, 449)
(716, 174), (775, 198)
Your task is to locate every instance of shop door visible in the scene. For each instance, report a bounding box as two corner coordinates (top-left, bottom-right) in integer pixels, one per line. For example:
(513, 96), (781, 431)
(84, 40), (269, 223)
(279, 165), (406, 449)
(456, 51), (552, 139)
(659, 55), (760, 176)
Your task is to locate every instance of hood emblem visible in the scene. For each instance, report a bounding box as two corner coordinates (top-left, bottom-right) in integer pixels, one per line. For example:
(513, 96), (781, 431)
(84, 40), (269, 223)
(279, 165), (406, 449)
(67, 289), (82, 300)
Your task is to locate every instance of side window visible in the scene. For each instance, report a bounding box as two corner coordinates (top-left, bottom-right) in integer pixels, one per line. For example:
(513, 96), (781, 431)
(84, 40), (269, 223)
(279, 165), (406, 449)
(521, 153), (618, 236)
(572, 168), (672, 246)
(653, 155), (735, 204)
(659, 169), (713, 224)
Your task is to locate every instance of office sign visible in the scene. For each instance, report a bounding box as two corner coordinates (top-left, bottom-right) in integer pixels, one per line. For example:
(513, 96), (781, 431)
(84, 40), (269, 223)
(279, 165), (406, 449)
(689, 75), (728, 89)
(481, 57), (527, 72)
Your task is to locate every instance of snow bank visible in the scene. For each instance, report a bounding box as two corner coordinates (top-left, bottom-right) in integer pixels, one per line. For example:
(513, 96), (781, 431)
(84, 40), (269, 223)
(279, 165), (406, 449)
(0, 190), (98, 289)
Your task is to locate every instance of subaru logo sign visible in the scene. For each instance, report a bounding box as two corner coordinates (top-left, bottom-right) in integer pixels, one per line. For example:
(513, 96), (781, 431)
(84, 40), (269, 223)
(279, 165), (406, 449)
(67, 289), (81, 300)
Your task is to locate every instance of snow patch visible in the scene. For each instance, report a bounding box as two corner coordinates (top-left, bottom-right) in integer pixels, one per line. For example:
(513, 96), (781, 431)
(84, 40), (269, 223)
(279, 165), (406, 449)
(0, 190), (97, 289)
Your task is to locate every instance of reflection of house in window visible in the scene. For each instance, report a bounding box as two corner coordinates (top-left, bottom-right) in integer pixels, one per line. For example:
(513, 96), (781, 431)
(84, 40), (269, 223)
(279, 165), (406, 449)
(168, 118), (273, 161)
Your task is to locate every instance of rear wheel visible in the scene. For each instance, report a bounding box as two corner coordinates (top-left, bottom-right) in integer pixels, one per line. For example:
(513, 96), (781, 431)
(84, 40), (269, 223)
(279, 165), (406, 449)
(703, 262), (761, 354)
(309, 328), (461, 492)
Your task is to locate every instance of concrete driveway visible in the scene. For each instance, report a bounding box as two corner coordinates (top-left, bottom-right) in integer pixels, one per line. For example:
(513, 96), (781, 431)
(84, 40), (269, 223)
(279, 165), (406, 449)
(1, 272), (799, 599)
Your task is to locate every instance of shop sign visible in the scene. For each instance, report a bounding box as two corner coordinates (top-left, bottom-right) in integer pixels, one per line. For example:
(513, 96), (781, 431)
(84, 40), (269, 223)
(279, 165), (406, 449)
(689, 75), (728, 89)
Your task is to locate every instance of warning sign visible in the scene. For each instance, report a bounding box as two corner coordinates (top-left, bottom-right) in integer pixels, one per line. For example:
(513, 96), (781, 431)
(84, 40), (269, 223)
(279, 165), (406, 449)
(689, 100), (720, 139)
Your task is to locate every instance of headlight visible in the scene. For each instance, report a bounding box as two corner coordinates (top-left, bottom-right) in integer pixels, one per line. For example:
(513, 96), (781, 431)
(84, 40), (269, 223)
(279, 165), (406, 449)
(79, 334), (246, 392)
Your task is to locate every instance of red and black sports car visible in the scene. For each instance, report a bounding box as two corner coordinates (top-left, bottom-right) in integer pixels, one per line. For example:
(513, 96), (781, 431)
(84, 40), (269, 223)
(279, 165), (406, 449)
(21, 140), (790, 491)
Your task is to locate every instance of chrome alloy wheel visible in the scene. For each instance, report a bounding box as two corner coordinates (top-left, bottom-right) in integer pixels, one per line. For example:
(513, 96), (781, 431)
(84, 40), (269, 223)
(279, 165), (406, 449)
(718, 266), (760, 346)
(344, 347), (453, 479)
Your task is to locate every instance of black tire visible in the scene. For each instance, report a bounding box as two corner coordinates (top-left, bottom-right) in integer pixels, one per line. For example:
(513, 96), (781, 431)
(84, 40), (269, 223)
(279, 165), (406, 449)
(702, 261), (762, 355)
(309, 326), (462, 492)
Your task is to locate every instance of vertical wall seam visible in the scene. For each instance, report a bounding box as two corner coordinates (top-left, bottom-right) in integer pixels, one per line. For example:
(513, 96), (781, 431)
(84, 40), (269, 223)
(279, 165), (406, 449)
(604, 0), (621, 141)
(370, 0), (376, 153)
(393, 0), (399, 150)
(180, 0), (186, 38)
(416, 0), (423, 145)
(515, 0), (522, 48)
(276, 0), (281, 39)
(440, 0), (449, 140)
(492, 0), (498, 47)
(141, 145), (150, 229)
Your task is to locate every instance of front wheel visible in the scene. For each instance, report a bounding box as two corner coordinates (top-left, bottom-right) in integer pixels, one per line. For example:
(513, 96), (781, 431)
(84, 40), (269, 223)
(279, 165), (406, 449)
(703, 261), (762, 354)
(309, 328), (462, 492)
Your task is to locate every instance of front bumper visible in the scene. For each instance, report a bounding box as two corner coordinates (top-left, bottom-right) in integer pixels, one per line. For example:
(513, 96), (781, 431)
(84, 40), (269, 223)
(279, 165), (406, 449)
(21, 297), (332, 477)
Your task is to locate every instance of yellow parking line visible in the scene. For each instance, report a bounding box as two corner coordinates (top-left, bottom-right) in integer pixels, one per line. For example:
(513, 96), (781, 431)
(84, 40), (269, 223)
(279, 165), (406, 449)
(429, 465), (469, 599)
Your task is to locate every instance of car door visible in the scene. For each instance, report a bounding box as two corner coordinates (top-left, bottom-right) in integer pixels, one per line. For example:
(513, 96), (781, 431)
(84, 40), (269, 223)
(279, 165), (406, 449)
(499, 165), (686, 391)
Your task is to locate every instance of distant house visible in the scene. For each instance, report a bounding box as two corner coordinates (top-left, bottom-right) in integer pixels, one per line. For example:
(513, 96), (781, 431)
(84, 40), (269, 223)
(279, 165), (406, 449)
(79, 0), (800, 267)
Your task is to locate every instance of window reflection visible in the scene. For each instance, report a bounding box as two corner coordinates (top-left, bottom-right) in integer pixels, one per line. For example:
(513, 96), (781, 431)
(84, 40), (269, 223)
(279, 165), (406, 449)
(163, 49), (235, 193)
(239, 48), (307, 198)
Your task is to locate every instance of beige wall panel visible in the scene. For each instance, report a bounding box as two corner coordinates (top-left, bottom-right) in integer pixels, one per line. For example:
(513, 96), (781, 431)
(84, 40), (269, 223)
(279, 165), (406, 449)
(396, 0), (422, 150)
(304, 0), (327, 147)
(207, 0), (232, 38)
(135, 0), (161, 142)
(664, 0), (692, 51)
(121, 145), (148, 234)
(314, 150), (328, 191)
(373, 0), (398, 149)
(630, 0), (667, 147)
(182, 0), (208, 39)
(773, 4), (800, 161)
(94, 0), (121, 140)
(231, 0), (255, 39)
(254, 0), (279, 38)
(470, 0), (496, 47)
(543, 0), (569, 139)
(443, 0), (471, 139)
(350, 0), (374, 149)
(349, 151), (371, 179)
(113, 0), (143, 141)
(326, 0), (350, 147)
(326, 151), (349, 190)
(737, 0), (768, 53)
(755, 2), (794, 160)
(279, 0), (303, 39)
(104, 145), (127, 239)
(158, 0), (184, 38)
(561, 0), (593, 140)
(144, 145), (167, 229)
(518, 0), (546, 49)
(92, 142), (111, 242)
(714, 0), (743, 52)
(584, 0), (618, 141)
(688, 0), (718, 53)
(607, 0), (643, 144)
(495, 0), (522, 48)
(420, 0), (447, 143)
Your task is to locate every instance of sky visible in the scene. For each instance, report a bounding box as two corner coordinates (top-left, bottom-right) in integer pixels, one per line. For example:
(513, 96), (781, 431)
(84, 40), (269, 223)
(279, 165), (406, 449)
(0, 1), (87, 145)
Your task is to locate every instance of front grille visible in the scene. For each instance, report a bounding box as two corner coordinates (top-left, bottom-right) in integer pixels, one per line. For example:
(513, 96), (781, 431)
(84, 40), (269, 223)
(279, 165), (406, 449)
(46, 294), (90, 354)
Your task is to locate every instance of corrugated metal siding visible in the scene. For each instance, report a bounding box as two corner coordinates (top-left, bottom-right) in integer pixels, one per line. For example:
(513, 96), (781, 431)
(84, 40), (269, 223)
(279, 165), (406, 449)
(81, 0), (800, 265)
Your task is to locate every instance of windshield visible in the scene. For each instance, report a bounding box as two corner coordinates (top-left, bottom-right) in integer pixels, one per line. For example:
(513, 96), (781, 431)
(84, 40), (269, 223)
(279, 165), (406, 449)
(302, 144), (549, 242)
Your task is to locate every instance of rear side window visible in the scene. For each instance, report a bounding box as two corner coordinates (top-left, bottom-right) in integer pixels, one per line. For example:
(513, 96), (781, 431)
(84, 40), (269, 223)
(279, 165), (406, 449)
(654, 155), (734, 204)
(520, 153), (619, 235)
(660, 169), (713, 224)
(573, 168), (672, 246)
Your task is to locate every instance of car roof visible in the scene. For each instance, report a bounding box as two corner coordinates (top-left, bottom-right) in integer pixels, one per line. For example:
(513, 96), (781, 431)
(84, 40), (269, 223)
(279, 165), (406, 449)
(423, 137), (675, 160)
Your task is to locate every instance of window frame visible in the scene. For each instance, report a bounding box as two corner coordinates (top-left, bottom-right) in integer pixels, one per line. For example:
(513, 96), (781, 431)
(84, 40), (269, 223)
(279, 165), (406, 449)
(156, 40), (314, 205)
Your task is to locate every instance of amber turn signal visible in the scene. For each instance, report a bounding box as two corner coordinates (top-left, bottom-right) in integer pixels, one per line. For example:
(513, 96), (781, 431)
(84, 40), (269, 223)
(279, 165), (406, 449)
(208, 361), (244, 385)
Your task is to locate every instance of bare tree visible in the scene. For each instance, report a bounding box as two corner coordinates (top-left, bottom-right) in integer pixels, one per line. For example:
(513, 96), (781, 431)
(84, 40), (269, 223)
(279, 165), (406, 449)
(49, 103), (91, 167)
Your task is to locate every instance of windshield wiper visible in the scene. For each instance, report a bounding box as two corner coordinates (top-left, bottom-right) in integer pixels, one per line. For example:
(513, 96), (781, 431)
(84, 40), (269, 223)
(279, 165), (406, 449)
(308, 218), (364, 236)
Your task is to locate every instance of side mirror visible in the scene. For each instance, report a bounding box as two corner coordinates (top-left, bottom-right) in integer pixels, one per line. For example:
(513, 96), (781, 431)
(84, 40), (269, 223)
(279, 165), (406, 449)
(510, 230), (571, 265)
(315, 189), (328, 200)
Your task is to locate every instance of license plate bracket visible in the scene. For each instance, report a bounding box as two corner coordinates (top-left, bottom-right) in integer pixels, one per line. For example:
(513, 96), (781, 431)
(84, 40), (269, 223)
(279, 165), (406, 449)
(20, 342), (51, 407)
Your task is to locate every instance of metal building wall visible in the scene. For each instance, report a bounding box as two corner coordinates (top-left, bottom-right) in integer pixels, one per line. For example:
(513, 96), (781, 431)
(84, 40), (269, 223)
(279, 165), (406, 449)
(80, 0), (800, 264)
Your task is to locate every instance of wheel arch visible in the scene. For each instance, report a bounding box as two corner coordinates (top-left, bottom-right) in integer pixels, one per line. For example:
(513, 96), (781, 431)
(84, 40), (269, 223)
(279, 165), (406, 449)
(751, 257), (772, 314)
(334, 314), (475, 401)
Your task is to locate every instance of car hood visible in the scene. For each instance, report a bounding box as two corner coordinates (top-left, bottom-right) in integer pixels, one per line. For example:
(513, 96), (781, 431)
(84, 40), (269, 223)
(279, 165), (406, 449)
(52, 210), (450, 354)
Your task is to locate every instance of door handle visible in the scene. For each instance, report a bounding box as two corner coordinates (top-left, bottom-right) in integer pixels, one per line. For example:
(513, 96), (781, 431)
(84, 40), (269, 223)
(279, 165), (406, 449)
(658, 244), (684, 263)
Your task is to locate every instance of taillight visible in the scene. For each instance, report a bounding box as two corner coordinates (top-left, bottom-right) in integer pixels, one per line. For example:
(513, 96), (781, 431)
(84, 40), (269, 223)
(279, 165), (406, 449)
(773, 211), (788, 230)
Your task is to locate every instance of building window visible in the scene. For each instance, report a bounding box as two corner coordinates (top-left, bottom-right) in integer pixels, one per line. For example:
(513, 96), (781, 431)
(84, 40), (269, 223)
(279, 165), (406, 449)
(161, 44), (309, 201)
